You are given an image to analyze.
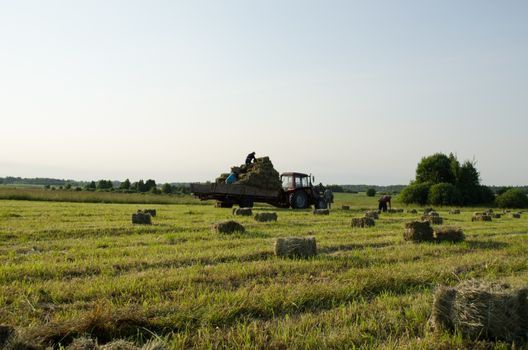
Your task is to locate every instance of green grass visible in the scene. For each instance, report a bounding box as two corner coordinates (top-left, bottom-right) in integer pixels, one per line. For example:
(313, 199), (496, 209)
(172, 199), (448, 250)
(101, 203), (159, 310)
(0, 193), (527, 349)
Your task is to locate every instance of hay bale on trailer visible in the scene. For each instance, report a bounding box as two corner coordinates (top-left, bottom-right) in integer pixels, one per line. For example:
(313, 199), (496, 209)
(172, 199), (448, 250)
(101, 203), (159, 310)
(404, 221), (434, 242)
(313, 209), (330, 215)
(254, 212), (278, 222)
(274, 237), (316, 258)
(434, 226), (465, 243)
(351, 217), (375, 228)
(472, 212), (492, 222)
(138, 209), (156, 217)
(449, 209), (461, 214)
(341, 205), (350, 210)
(233, 207), (252, 216)
(132, 212), (151, 225)
(212, 221), (245, 234)
(365, 210), (379, 220)
(430, 280), (528, 341)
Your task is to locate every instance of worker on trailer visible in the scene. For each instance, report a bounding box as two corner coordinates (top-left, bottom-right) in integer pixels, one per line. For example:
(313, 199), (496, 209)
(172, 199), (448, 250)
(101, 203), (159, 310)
(378, 194), (392, 212)
(245, 152), (256, 165)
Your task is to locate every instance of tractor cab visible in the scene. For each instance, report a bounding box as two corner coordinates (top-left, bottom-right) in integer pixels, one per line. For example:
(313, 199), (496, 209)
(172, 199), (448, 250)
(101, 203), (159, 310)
(280, 172), (312, 191)
(280, 172), (325, 209)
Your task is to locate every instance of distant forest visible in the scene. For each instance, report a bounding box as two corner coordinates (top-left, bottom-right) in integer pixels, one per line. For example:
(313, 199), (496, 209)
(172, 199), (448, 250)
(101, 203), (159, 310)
(1, 177), (526, 195)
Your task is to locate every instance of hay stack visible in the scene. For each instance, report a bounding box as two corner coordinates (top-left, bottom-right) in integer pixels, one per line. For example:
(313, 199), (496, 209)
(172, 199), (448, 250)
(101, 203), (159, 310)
(138, 209), (156, 217)
(132, 212), (151, 225)
(212, 221), (245, 234)
(449, 209), (461, 214)
(365, 210), (379, 220)
(232, 207), (252, 216)
(404, 221), (434, 242)
(512, 213), (521, 219)
(351, 217), (375, 228)
(217, 157), (281, 190)
(274, 237), (316, 258)
(431, 280), (528, 341)
(407, 209), (418, 214)
(434, 226), (465, 243)
(341, 205), (350, 210)
(472, 213), (492, 222)
(254, 212), (278, 222)
(313, 209), (330, 215)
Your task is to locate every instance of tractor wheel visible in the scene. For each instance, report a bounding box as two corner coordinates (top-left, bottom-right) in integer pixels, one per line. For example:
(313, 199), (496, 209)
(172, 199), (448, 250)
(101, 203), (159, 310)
(289, 191), (308, 209)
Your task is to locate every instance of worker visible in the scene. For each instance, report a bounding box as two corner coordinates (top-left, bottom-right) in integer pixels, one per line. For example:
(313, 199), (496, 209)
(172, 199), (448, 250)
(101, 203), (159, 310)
(245, 152), (256, 165)
(378, 194), (392, 212)
(225, 172), (237, 184)
(324, 188), (334, 209)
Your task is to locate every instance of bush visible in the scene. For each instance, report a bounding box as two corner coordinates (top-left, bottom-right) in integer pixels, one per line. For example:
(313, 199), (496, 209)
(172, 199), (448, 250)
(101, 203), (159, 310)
(496, 189), (528, 208)
(400, 182), (432, 205)
(366, 188), (376, 197)
(477, 185), (495, 205)
(428, 183), (461, 205)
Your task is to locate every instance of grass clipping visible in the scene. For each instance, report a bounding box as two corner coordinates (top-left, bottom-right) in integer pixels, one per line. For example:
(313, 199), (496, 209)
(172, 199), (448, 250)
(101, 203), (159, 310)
(275, 237), (316, 258)
(431, 280), (528, 341)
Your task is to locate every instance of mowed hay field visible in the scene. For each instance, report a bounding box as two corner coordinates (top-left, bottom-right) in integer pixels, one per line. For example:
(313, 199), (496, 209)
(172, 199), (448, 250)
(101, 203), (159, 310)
(1, 193), (528, 349)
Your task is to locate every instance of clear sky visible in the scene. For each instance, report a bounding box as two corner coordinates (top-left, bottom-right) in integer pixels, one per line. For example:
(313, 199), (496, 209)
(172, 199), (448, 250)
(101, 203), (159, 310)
(1, 1), (527, 185)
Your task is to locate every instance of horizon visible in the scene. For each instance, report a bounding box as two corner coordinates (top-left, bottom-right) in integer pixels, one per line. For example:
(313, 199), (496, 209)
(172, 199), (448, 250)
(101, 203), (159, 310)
(2, 1), (528, 186)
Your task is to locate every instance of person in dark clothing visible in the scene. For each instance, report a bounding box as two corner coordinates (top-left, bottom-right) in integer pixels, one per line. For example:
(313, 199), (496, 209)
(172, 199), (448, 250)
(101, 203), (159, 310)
(245, 152), (256, 165)
(378, 195), (392, 212)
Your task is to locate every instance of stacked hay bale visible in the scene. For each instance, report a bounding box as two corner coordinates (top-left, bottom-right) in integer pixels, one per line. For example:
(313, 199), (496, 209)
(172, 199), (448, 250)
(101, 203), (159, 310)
(139, 209), (156, 217)
(404, 221), (434, 242)
(313, 209), (330, 215)
(216, 157), (282, 190)
(254, 212), (278, 222)
(430, 280), (528, 341)
(341, 205), (350, 210)
(422, 211), (443, 225)
(233, 207), (252, 216)
(365, 210), (379, 220)
(132, 212), (151, 225)
(275, 237), (316, 258)
(472, 212), (492, 222)
(449, 209), (461, 214)
(351, 217), (375, 228)
(212, 221), (245, 234)
(434, 226), (465, 243)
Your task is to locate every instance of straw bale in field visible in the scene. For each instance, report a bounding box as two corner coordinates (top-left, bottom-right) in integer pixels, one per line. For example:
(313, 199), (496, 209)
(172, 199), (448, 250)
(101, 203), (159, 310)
(351, 217), (375, 228)
(212, 220), (245, 234)
(232, 207), (252, 216)
(100, 340), (139, 350)
(511, 213), (521, 219)
(431, 280), (528, 341)
(472, 213), (492, 222)
(424, 207), (435, 215)
(365, 210), (379, 219)
(404, 221), (434, 242)
(422, 213), (443, 225)
(313, 209), (329, 215)
(131, 212), (151, 225)
(254, 212), (277, 222)
(0, 325), (14, 347)
(407, 209), (418, 214)
(138, 209), (156, 217)
(341, 205), (350, 210)
(449, 209), (461, 214)
(66, 337), (98, 350)
(434, 226), (465, 243)
(275, 237), (316, 258)
(492, 213), (502, 219)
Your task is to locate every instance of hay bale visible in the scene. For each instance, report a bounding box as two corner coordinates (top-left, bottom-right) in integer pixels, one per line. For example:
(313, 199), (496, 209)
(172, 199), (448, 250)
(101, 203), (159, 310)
(131, 212), (151, 225)
(404, 221), (434, 242)
(365, 210), (379, 219)
(431, 280), (528, 341)
(351, 217), (375, 228)
(434, 226), (465, 243)
(313, 209), (329, 215)
(0, 325), (14, 347)
(511, 213), (521, 219)
(472, 213), (492, 222)
(221, 157), (282, 190)
(449, 209), (461, 214)
(212, 220), (245, 234)
(407, 209), (418, 214)
(66, 337), (98, 350)
(422, 213), (443, 225)
(424, 207), (435, 215)
(341, 205), (350, 210)
(274, 237), (316, 258)
(492, 213), (502, 219)
(138, 209), (156, 217)
(388, 208), (404, 213)
(100, 340), (139, 350)
(232, 207), (252, 216)
(254, 212), (277, 222)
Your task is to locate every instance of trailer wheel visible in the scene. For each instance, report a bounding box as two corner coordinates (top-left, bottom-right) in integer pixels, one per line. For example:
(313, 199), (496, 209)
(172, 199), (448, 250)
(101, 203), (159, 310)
(289, 191), (308, 209)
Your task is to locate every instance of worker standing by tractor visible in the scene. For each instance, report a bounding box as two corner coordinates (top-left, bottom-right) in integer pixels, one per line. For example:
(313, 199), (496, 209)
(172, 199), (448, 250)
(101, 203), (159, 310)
(324, 188), (334, 209)
(378, 194), (392, 212)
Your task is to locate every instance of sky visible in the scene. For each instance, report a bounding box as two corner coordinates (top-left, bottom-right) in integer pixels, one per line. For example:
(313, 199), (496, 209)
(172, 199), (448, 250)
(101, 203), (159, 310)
(1, 0), (527, 185)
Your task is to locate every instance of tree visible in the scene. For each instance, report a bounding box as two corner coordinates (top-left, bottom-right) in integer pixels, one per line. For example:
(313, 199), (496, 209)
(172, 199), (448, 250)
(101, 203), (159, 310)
(84, 181), (96, 191)
(120, 179), (131, 190)
(161, 183), (173, 194)
(496, 189), (528, 208)
(428, 183), (461, 205)
(145, 179), (157, 192)
(366, 188), (376, 197)
(415, 153), (457, 184)
(400, 182), (432, 205)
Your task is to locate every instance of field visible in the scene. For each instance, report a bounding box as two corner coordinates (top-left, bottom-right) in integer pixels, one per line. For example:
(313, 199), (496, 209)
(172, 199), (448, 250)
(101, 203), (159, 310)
(1, 193), (527, 349)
